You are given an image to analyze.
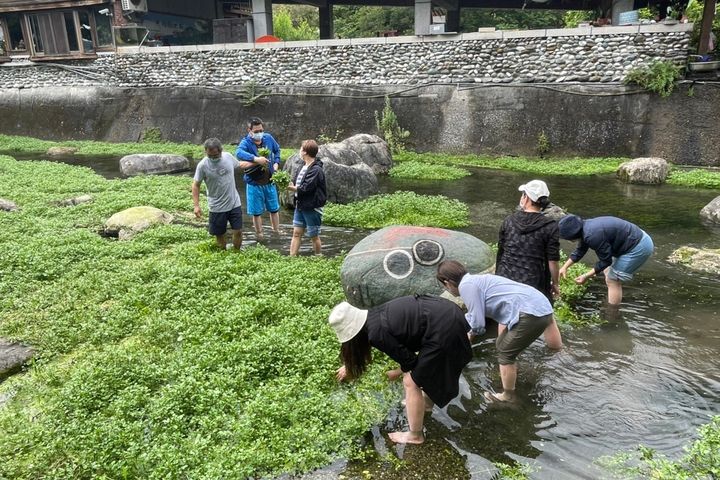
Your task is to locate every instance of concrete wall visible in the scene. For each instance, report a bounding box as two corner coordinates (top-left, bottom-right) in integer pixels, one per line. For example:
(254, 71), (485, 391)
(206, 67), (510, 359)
(0, 83), (717, 166)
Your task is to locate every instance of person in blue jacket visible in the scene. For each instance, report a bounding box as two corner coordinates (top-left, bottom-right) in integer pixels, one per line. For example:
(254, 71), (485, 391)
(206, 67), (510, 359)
(235, 117), (281, 240)
(558, 215), (654, 305)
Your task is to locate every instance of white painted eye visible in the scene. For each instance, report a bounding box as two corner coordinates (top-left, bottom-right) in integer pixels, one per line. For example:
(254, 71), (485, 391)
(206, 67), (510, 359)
(383, 250), (414, 279)
(412, 240), (444, 266)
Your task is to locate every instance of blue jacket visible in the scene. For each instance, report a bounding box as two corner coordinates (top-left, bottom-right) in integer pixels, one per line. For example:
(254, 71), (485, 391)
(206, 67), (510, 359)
(235, 133), (281, 186)
(570, 216), (644, 274)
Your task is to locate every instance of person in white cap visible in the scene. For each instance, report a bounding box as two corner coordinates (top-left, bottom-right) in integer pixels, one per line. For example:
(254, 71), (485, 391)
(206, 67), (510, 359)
(328, 295), (472, 444)
(496, 180), (562, 320)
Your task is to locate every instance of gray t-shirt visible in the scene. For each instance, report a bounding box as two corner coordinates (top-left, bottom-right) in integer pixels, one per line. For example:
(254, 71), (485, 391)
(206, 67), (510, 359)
(193, 151), (242, 213)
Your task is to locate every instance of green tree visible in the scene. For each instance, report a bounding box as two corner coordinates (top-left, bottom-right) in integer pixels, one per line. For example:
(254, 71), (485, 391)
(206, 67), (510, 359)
(461, 8), (565, 31)
(273, 5), (318, 41)
(334, 6), (414, 38)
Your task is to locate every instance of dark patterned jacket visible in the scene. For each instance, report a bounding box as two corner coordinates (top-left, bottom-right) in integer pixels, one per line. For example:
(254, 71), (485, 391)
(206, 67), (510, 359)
(495, 211), (560, 302)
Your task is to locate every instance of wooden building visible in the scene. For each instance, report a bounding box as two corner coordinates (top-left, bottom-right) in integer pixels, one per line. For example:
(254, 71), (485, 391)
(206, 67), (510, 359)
(0, 0), (115, 61)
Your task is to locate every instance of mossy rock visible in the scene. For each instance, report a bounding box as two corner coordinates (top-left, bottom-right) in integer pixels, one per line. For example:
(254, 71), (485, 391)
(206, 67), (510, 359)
(668, 246), (720, 275)
(104, 206), (173, 239)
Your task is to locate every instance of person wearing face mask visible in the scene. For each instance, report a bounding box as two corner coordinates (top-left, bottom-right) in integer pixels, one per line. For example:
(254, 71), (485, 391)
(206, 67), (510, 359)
(287, 139), (326, 256)
(235, 117), (282, 240)
(192, 138), (244, 250)
(496, 180), (561, 306)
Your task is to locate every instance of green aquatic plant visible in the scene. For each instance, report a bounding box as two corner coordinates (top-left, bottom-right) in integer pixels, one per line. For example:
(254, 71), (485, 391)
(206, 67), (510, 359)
(595, 416), (720, 479)
(141, 127), (164, 144)
(493, 461), (536, 479)
(389, 161), (471, 181)
(394, 151), (625, 176)
(0, 155), (400, 479)
(271, 169), (292, 191)
(667, 169), (720, 189)
(323, 191), (470, 229)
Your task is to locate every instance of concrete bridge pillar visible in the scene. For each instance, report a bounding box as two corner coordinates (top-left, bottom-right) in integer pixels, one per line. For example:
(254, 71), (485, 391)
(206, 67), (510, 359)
(251, 0), (273, 39)
(415, 0), (433, 35)
(319, 4), (334, 39)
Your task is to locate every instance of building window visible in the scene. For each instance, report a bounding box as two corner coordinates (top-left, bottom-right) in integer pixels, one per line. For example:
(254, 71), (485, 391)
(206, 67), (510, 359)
(78, 11), (95, 52)
(3, 13), (27, 52)
(64, 11), (79, 52)
(93, 7), (113, 47)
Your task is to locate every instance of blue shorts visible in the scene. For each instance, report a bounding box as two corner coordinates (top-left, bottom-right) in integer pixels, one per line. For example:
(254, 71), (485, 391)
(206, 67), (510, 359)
(208, 206), (243, 236)
(607, 231), (654, 282)
(246, 184), (279, 216)
(293, 208), (323, 238)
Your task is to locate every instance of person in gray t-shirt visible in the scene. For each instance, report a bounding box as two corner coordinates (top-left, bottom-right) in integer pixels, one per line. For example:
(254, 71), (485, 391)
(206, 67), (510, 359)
(192, 138), (244, 250)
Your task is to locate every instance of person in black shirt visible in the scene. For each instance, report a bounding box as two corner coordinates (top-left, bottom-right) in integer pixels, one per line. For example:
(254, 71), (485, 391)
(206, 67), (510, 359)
(329, 295), (472, 444)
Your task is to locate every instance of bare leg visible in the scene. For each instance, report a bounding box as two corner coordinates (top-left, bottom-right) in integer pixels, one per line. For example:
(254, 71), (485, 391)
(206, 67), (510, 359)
(231, 230), (242, 250)
(289, 227), (304, 256)
(487, 363), (517, 402)
(606, 277), (623, 305)
(214, 234), (226, 249)
(311, 235), (321, 255)
(388, 373), (425, 444)
(269, 211), (280, 233)
(252, 215), (264, 240)
(543, 317), (563, 350)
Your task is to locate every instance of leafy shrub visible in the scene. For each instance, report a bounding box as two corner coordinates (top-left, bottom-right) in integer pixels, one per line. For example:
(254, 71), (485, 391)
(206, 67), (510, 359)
(536, 131), (550, 158)
(141, 127), (164, 144)
(624, 60), (683, 98)
(323, 191), (470, 228)
(375, 96), (410, 154)
(562, 10), (594, 27)
(389, 161), (471, 180)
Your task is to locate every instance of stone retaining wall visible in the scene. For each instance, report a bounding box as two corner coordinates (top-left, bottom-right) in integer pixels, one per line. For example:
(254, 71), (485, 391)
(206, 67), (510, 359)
(0, 24), (692, 89)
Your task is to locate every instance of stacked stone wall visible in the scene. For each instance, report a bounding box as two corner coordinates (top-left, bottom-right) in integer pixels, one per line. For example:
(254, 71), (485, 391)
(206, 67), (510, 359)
(0, 25), (692, 89)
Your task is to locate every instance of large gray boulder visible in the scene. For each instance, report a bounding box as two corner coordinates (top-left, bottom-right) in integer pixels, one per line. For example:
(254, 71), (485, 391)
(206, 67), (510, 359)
(318, 134), (392, 174)
(341, 134), (393, 174)
(341, 226), (495, 308)
(0, 338), (33, 379)
(119, 154), (189, 176)
(700, 196), (720, 225)
(616, 157), (669, 184)
(104, 206), (173, 239)
(0, 198), (18, 211)
(283, 153), (378, 205)
(668, 246), (720, 275)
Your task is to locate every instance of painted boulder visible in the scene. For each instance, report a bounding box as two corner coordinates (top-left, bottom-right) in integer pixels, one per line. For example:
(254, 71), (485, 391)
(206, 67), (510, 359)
(341, 225), (495, 308)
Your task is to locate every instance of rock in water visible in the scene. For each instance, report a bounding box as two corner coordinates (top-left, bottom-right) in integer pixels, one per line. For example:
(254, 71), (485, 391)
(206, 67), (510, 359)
(341, 225), (495, 308)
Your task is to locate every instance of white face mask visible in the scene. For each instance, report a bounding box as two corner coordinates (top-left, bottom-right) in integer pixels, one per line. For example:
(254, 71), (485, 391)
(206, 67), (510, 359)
(251, 132), (264, 142)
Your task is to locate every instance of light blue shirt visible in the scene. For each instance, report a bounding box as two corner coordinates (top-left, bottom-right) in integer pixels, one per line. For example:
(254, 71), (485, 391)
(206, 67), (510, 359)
(458, 274), (553, 334)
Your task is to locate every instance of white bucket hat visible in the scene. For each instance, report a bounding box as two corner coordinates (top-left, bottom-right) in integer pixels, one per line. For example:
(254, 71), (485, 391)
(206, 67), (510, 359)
(518, 179), (550, 202)
(328, 301), (368, 343)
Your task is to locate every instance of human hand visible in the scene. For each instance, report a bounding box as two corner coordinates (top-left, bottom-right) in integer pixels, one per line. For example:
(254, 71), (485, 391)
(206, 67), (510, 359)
(559, 267), (568, 279)
(551, 284), (561, 298)
(386, 368), (403, 382)
(256, 156), (269, 166)
(193, 205), (202, 219)
(336, 365), (348, 382)
(574, 274), (587, 285)
(287, 182), (296, 191)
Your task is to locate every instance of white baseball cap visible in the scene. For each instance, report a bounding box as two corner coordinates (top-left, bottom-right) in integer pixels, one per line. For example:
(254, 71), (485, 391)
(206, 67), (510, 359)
(328, 301), (368, 343)
(518, 180), (550, 202)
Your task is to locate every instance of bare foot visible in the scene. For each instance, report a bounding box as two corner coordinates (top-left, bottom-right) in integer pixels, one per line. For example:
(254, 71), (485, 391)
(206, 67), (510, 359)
(388, 430), (424, 444)
(484, 391), (515, 403)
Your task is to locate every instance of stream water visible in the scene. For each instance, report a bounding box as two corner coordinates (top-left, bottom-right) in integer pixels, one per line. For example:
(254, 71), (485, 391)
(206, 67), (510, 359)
(9, 153), (720, 479)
